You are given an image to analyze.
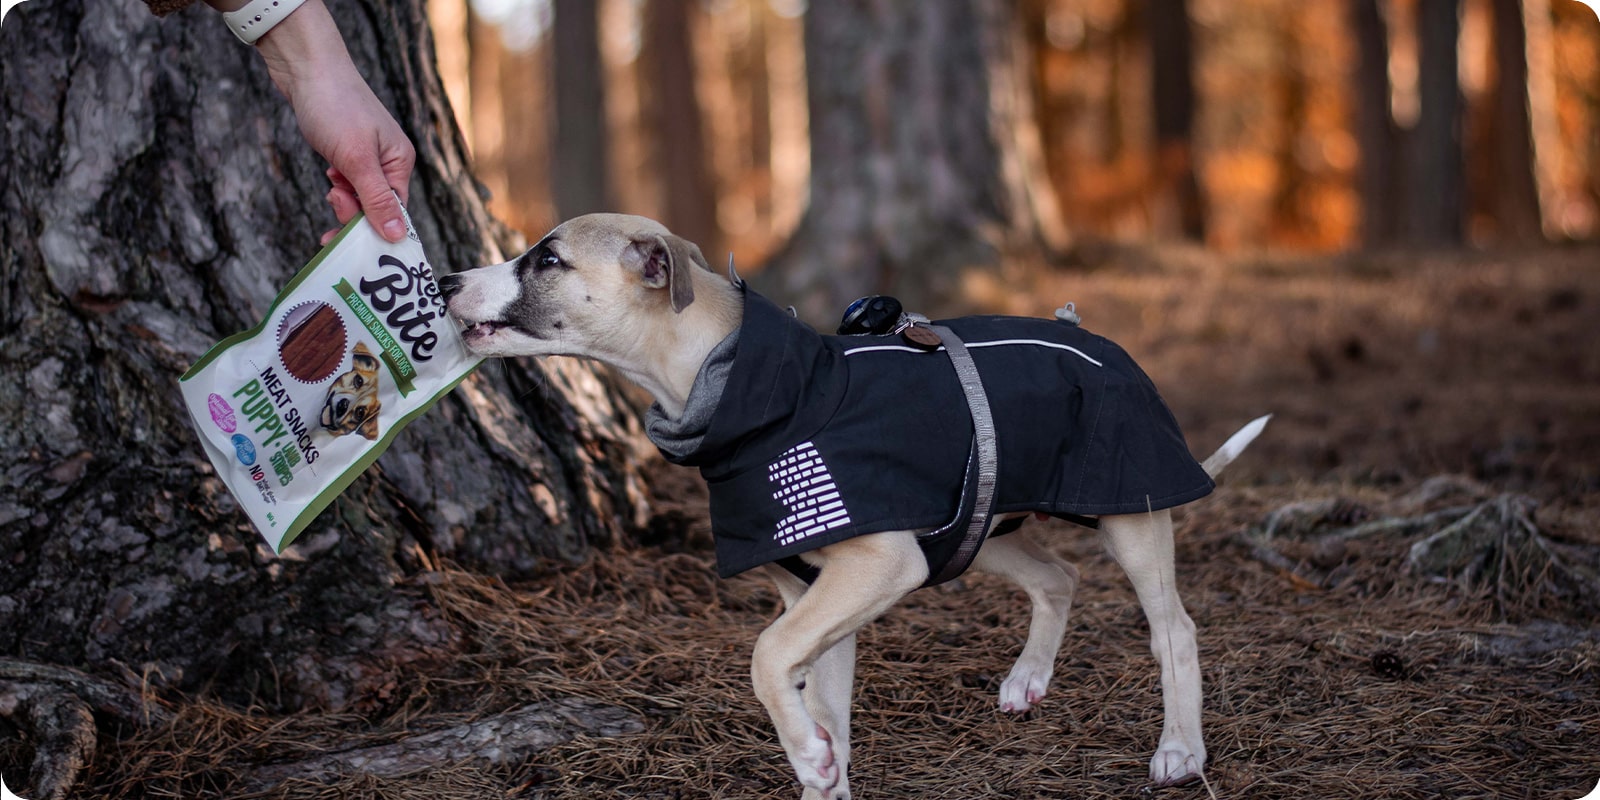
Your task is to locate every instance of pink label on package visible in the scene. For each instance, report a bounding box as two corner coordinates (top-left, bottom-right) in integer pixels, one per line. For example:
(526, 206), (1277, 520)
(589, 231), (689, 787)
(208, 393), (237, 433)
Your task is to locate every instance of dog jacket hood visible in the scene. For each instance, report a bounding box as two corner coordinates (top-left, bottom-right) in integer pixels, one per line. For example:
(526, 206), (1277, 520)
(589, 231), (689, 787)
(646, 288), (1214, 580)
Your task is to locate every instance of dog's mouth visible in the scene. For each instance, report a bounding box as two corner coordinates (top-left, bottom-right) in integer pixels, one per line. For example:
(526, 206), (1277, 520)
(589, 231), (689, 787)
(460, 320), (503, 341)
(459, 318), (549, 346)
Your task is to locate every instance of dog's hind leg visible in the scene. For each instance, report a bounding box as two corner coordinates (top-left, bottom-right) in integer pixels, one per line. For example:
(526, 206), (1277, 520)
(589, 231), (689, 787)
(765, 566), (859, 800)
(751, 531), (928, 799)
(970, 529), (1080, 713)
(1098, 509), (1206, 787)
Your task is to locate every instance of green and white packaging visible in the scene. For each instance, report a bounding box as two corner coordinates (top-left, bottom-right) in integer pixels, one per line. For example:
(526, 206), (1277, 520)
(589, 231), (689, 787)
(180, 209), (481, 552)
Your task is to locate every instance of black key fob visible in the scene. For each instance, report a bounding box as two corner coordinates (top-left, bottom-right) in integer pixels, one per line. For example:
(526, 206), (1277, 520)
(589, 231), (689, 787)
(838, 295), (904, 335)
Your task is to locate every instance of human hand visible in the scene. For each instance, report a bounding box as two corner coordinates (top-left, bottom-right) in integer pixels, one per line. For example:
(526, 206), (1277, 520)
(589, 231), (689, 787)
(253, 0), (415, 245)
(290, 67), (416, 245)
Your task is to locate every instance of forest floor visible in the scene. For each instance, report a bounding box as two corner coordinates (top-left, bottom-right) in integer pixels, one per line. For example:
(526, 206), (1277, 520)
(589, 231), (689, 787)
(84, 244), (1600, 799)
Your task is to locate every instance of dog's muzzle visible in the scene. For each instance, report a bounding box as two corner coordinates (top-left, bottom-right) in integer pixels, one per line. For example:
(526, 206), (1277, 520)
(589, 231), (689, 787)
(437, 272), (506, 341)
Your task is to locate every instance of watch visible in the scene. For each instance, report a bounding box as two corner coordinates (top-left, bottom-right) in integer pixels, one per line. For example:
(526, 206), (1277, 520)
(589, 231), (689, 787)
(221, 0), (310, 45)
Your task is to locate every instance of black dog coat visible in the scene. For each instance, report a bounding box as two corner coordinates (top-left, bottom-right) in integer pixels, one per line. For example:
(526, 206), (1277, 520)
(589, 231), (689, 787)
(646, 288), (1213, 583)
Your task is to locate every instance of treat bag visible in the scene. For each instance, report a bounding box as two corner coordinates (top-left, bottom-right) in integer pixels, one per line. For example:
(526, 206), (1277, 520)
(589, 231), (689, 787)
(180, 209), (481, 551)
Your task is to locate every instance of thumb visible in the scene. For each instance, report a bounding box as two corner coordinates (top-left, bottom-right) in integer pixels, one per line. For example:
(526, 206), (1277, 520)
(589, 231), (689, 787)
(346, 162), (409, 243)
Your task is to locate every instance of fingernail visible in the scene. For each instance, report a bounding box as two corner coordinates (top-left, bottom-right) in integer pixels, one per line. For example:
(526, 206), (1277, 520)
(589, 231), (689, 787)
(383, 219), (406, 241)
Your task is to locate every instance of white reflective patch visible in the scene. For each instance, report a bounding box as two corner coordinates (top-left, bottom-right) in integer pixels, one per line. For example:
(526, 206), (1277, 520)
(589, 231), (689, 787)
(769, 442), (852, 547)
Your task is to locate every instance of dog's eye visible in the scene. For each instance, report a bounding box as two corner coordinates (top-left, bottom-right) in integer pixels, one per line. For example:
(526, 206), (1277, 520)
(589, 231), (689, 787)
(537, 252), (561, 270)
(353, 375), (364, 389)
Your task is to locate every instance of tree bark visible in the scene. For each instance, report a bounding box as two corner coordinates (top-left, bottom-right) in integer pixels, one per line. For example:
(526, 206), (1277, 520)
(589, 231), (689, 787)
(1406, 0), (1466, 245)
(552, 0), (613, 220)
(761, 0), (1069, 324)
(0, 0), (650, 711)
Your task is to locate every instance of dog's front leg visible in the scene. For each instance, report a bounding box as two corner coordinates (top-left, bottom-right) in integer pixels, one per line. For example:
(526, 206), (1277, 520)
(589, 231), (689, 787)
(751, 532), (927, 799)
(764, 567), (860, 800)
(1099, 510), (1206, 786)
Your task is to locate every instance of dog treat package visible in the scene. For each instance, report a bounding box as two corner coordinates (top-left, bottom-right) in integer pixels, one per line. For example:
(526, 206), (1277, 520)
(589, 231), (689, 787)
(179, 208), (481, 552)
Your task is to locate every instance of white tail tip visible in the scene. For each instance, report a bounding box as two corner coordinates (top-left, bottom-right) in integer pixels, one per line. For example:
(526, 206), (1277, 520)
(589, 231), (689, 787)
(1201, 414), (1271, 478)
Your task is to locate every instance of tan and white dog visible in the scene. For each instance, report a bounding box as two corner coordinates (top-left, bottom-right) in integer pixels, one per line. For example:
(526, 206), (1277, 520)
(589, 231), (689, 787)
(440, 213), (1266, 798)
(319, 342), (382, 440)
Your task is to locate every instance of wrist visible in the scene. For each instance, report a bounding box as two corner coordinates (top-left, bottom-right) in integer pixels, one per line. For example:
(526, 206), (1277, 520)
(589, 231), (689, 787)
(211, 0), (314, 45)
(252, 0), (359, 94)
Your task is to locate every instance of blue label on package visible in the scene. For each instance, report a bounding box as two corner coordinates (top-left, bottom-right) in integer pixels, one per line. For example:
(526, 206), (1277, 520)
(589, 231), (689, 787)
(231, 433), (256, 466)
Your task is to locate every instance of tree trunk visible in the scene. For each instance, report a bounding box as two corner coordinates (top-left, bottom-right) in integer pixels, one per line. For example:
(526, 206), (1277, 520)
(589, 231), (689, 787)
(428, 0), (473, 144)
(466, 9), (555, 237)
(1145, 0), (1206, 242)
(1406, 0), (1466, 245)
(1479, 0), (1542, 242)
(0, 0), (650, 712)
(1485, 0), (1550, 242)
(761, 0), (1069, 324)
(552, 0), (613, 219)
(1269, 17), (1312, 246)
(642, 0), (719, 255)
(1350, 0), (1400, 248)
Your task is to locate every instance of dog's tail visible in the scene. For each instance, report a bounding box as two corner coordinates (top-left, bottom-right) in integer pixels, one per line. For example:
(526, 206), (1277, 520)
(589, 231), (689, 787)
(1200, 414), (1271, 478)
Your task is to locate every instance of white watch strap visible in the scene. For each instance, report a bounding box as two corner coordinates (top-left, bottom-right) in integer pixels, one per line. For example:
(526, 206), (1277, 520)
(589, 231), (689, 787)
(221, 0), (310, 45)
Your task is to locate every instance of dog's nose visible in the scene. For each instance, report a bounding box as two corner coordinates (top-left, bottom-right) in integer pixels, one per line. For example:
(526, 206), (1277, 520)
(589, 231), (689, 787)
(437, 272), (464, 301)
(334, 397), (350, 419)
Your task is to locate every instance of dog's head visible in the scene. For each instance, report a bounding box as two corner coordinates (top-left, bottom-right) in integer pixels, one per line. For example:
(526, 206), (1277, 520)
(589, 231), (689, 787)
(438, 213), (710, 361)
(320, 341), (381, 440)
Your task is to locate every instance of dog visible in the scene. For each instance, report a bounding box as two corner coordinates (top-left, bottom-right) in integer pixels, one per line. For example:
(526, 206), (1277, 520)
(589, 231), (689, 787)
(319, 341), (381, 440)
(440, 213), (1267, 798)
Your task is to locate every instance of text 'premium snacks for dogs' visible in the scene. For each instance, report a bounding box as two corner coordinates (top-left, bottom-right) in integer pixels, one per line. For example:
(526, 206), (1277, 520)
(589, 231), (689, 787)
(180, 210), (481, 552)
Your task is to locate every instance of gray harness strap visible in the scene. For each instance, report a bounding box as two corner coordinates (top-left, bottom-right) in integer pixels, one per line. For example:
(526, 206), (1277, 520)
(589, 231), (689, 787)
(920, 324), (999, 585)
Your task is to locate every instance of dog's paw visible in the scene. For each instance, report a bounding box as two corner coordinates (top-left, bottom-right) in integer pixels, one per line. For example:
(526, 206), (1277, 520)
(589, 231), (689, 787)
(998, 660), (1051, 713)
(802, 777), (852, 800)
(1148, 744), (1205, 787)
(790, 723), (841, 795)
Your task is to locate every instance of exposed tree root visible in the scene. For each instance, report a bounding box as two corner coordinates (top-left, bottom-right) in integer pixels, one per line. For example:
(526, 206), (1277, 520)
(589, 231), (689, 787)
(1245, 482), (1600, 615)
(241, 698), (643, 791)
(0, 659), (171, 800)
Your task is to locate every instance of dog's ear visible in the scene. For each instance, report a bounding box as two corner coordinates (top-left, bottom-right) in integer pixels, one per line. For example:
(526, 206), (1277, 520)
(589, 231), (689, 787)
(351, 342), (379, 372)
(624, 234), (705, 313)
(352, 353), (380, 375)
(358, 413), (380, 440)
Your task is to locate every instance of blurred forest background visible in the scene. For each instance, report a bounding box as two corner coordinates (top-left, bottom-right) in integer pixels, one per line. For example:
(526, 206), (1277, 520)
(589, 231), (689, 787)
(428, 0), (1599, 280)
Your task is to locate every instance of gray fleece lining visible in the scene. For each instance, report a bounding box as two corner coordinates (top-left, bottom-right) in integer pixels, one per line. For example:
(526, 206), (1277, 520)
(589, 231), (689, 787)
(644, 328), (740, 460)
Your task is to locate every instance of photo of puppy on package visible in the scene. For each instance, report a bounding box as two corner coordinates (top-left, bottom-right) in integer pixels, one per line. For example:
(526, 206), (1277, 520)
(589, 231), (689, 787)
(179, 207), (481, 552)
(318, 342), (382, 441)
